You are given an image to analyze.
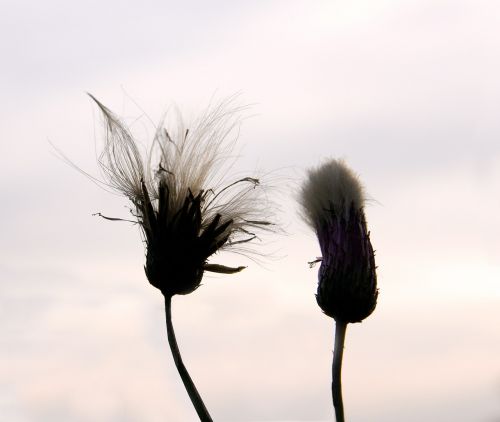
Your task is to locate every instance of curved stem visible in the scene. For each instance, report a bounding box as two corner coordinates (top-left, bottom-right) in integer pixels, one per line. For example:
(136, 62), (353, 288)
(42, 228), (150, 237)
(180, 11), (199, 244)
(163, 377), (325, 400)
(332, 320), (348, 422)
(164, 295), (213, 422)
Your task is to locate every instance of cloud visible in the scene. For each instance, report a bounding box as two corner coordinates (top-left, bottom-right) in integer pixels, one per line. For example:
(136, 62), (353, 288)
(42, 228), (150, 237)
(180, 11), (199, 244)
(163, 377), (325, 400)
(1, 0), (500, 421)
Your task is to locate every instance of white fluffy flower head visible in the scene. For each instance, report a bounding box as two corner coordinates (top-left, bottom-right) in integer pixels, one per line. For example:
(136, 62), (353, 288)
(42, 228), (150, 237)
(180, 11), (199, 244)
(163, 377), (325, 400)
(69, 94), (273, 296)
(299, 158), (365, 230)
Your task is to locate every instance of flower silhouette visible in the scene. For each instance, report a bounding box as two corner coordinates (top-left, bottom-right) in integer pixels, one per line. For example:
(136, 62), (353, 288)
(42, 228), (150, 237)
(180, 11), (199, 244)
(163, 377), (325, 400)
(89, 94), (272, 296)
(299, 158), (378, 422)
(64, 94), (273, 421)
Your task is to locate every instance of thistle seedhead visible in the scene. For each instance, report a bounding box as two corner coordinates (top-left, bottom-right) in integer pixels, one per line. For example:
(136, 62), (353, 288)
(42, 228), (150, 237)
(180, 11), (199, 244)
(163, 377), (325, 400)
(84, 95), (273, 297)
(300, 159), (378, 323)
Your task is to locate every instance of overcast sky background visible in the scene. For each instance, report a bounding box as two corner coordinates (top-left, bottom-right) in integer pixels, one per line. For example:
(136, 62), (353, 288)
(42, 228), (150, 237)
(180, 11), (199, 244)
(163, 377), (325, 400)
(1, 0), (500, 421)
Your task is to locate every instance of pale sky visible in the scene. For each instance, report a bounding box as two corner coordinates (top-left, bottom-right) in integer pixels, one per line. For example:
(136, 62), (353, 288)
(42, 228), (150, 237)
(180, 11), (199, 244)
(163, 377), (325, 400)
(1, 1), (500, 421)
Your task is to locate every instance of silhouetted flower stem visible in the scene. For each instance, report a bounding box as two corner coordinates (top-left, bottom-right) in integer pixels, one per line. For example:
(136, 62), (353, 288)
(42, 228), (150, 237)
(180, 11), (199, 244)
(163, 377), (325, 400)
(164, 296), (213, 422)
(299, 159), (378, 419)
(61, 96), (275, 421)
(332, 320), (347, 422)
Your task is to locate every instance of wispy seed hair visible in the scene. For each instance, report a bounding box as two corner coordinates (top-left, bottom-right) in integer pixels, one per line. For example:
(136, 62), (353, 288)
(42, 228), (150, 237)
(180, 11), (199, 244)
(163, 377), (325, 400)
(299, 158), (365, 229)
(89, 94), (273, 255)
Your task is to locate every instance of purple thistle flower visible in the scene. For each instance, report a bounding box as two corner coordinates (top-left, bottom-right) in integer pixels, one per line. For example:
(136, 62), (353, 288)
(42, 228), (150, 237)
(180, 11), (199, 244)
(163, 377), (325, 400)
(299, 158), (378, 422)
(316, 203), (377, 322)
(300, 158), (378, 322)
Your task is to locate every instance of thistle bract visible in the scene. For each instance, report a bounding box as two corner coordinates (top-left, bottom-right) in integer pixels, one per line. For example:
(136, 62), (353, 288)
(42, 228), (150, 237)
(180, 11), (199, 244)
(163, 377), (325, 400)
(300, 159), (378, 323)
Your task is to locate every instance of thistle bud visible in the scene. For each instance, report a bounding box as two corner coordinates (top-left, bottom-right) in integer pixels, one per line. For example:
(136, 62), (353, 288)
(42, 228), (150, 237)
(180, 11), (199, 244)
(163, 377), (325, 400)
(300, 159), (378, 323)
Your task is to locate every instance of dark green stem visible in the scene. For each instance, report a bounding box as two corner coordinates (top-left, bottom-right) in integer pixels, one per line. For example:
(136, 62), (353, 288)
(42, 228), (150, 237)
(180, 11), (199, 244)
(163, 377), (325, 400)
(332, 320), (348, 422)
(164, 295), (213, 422)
